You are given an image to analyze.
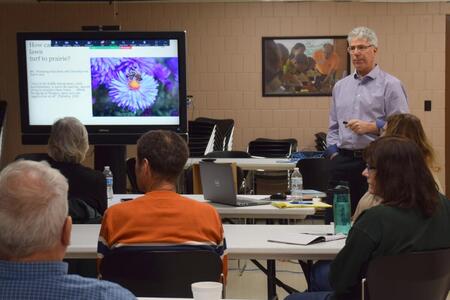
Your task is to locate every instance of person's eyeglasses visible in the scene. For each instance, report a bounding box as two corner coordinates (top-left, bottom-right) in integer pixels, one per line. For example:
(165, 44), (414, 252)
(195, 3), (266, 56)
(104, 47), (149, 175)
(366, 163), (376, 171)
(347, 45), (373, 53)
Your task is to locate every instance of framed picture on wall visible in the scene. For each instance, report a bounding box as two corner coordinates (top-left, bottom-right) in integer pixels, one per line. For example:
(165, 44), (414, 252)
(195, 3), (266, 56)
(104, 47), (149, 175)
(262, 36), (350, 97)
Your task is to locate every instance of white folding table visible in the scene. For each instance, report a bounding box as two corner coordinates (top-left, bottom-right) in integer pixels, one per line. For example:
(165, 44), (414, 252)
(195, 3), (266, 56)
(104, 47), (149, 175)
(186, 158), (296, 171)
(68, 224), (344, 300)
(110, 194), (322, 220)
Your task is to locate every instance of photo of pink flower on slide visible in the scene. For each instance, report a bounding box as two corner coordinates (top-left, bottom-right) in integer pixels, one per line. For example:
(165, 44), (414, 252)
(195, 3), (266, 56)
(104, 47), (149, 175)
(91, 57), (179, 116)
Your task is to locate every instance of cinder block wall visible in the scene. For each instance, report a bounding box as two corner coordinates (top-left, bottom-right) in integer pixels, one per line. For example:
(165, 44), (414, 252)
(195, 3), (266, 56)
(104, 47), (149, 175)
(0, 2), (446, 189)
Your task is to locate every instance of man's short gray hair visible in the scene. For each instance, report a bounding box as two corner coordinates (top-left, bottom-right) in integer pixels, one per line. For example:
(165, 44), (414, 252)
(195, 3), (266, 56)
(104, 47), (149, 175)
(348, 26), (378, 48)
(48, 117), (89, 164)
(0, 160), (68, 259)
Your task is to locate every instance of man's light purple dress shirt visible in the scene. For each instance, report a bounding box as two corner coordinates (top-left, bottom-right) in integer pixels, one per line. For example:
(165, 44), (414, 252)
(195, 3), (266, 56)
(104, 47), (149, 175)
(326, 65), (409, 155)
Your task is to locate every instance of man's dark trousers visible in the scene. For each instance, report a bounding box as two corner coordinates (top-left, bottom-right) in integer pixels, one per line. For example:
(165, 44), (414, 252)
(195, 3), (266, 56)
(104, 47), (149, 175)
(330, 151), (367, 214)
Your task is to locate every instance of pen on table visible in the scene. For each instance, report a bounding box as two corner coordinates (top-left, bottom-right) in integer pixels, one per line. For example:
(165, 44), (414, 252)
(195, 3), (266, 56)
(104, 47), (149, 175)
(343, 121), (348, 125)
(301, 232), (334, 236)
(290, 201), (313, 205)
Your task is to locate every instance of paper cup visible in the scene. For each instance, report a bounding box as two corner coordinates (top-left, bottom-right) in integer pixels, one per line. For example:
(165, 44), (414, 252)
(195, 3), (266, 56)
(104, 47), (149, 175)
(191, 281), (223, 300)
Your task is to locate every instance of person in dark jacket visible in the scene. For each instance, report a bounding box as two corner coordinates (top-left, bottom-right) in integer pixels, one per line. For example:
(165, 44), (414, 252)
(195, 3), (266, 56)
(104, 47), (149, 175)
(48, 117), (107, 214)
(286, 136), (450, 300)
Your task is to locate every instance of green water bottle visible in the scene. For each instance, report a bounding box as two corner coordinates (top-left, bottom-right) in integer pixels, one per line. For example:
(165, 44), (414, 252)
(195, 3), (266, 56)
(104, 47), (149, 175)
(333, 185), (351, 235)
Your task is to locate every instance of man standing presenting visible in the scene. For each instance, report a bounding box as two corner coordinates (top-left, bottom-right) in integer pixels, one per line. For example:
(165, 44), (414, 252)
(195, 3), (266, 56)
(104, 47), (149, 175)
(326, 26), (408, 212)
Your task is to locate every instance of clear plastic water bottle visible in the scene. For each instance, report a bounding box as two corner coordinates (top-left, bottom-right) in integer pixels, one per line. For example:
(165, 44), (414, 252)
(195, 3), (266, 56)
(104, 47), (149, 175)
(290, 167), (303, 199)
(103, 166), (114, 201)
(333, 185), (351, 235)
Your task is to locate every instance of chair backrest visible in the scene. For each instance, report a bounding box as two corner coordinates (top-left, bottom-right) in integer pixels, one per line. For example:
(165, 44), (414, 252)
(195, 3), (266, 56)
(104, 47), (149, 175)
(296, 158), (331, 192)
(188, 121), (216, 157)
(254, 170), (289, 195)
(205, 150), (251, 158)
(248, 138), (297, 158)
(195, 117), (235, 151)
(247, 138), (296, 193)
(255, 137), (298, 149)
(126, 157), (143, 194)
(366, 248), (450, 300)
(100, 250), (223, 297)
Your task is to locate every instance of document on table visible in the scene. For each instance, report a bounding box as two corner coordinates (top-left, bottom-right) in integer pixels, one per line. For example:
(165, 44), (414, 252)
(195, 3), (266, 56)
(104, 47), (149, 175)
(271, 201), (332, 209)
(268, 232), (346, 245)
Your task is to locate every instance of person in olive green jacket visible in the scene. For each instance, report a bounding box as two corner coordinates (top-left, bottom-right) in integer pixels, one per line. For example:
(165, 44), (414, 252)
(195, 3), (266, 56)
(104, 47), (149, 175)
(285, 136), (450, 300)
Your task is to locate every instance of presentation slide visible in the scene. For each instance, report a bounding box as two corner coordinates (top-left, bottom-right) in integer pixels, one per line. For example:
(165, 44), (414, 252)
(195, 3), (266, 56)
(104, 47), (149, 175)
(25, 39), (180, 126)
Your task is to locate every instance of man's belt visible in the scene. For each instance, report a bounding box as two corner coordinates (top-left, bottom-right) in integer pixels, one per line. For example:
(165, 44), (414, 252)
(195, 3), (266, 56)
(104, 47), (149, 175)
(339, 148), (364, 158)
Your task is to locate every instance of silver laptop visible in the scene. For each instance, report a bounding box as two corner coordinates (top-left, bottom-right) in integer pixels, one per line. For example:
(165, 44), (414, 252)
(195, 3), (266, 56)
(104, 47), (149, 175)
(199, 162), (271, 207)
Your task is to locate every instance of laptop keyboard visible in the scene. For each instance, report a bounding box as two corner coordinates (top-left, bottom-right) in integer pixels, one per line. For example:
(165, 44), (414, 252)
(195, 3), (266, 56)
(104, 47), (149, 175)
(236, 196), (271, 206)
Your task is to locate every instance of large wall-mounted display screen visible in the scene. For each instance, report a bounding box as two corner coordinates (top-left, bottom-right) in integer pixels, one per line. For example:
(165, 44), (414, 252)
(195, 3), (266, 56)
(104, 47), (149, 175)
(17, 31), (187, 144)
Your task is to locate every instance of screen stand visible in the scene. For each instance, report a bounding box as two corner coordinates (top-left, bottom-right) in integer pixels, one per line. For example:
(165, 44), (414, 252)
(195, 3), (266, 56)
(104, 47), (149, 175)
(94, 145), (127, 194)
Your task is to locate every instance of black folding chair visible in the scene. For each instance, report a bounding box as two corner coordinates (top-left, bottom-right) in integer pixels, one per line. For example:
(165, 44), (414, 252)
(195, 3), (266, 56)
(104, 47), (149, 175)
(248, 138), (298, 195)
(188, 121), (216, 157)
(100, 250), (223, 298)
(195, 117), (235, 152)
(363, 248), (450, 300)
(248, 138), (297, 158)
(296, 158), (331, 193)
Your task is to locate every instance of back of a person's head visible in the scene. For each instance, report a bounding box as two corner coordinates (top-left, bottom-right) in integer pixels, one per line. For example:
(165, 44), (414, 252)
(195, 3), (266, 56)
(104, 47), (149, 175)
(137, 130), (189, 183)
(0, 160), (68, 259)
(364, 136), (438, 217)
(385, 113), (436, 167)
(48, 117), (89, 164)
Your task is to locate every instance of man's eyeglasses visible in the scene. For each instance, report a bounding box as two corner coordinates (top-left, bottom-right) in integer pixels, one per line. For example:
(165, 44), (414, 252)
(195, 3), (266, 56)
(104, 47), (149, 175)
(347, 45), (373, 53)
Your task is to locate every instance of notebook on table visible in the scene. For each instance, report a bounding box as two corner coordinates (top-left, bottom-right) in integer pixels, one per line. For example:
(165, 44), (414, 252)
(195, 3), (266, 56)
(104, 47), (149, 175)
(199, 162), (271, 207)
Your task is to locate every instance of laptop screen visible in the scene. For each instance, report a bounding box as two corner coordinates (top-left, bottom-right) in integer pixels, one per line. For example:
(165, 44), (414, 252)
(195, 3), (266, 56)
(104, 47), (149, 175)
(199, 162), (239, 206)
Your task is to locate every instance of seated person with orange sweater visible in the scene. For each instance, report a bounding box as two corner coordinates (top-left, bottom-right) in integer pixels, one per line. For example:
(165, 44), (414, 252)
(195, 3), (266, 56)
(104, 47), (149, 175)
(97, 130), (227, 277)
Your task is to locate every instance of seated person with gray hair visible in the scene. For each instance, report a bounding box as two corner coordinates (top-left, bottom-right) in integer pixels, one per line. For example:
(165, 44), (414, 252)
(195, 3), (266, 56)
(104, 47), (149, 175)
(0, 160), (135, 299)
(48, 117), (107, 215)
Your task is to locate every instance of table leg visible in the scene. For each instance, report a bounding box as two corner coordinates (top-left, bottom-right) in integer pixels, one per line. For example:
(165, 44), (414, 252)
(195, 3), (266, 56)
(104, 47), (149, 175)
(251, 259), (299, 298)
(267, 259), (278, 300)
(299, 260), (313, 291)
(247, 170), (255, 194)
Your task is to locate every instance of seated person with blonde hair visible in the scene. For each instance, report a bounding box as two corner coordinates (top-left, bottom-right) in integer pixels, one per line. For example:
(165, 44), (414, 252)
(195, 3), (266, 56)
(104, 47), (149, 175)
(353, 113), (443, 220)
(0, 160), (134, 299)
